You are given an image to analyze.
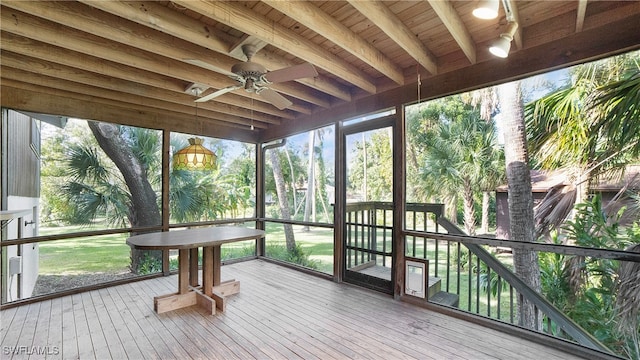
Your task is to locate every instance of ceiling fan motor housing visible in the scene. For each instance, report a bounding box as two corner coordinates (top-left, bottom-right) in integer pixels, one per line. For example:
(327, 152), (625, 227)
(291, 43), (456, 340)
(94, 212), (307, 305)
(231, 61), (267, 79)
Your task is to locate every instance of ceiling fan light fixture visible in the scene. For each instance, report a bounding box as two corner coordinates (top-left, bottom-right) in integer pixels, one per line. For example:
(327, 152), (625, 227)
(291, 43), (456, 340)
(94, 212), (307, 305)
(473, 0), (500, 19)
(489, 21), (518, 58)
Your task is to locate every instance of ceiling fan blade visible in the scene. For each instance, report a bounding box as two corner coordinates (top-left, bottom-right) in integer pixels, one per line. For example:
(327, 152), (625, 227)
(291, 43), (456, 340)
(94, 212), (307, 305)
(263, 63), (318, 83)
(195, 84), (242, 103)
(259, 88), (293, 110)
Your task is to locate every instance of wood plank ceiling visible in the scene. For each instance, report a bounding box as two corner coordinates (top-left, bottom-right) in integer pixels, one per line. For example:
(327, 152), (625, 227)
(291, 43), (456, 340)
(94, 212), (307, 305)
(1, 1), (639, 142)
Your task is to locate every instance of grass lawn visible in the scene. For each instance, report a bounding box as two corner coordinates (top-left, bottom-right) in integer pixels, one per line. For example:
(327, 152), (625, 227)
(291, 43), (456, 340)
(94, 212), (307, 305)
(38, 225), (131, 275)
(37, 222), (336, 275)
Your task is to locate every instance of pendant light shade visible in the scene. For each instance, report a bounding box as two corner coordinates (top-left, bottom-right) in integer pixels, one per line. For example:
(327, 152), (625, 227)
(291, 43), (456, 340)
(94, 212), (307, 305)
(173, 137), (217, 171)
(472, 0), (499, 19)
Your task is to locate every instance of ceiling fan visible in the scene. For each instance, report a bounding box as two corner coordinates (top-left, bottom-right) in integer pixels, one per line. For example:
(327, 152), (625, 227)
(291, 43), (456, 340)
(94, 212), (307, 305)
(195, 44), (318, 110)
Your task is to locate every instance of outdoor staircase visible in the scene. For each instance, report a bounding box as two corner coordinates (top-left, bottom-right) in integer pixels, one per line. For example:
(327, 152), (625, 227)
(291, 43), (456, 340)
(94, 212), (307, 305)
(427, 276), (459, 307)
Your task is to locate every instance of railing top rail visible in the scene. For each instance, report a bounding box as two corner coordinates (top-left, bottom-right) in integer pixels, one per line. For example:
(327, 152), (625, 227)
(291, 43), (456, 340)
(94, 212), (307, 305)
(345, 201), (444, 216)
(404, 229), (640, 263)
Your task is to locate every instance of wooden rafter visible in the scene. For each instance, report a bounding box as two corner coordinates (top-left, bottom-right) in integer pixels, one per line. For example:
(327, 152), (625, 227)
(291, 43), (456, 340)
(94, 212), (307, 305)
(348, 0), (438, 75)
(173, 0), (378, 94)
(263, 0), (405, 85)
(427, 0), (476, 64)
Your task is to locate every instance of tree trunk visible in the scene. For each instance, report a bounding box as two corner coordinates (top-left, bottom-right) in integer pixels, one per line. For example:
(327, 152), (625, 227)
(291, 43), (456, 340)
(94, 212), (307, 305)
(302, 131), (315, 231)
(462, 178), (476, 235)
(445, 195), (457, 223)
(87, 121), (162, 273)
(497, 82), (542, 330)
(481, 191), (490, 234)
(268, 149), (296, 252)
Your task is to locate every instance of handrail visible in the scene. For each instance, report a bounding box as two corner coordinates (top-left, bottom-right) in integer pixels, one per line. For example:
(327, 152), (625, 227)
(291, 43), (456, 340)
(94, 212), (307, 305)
(434, 217), (612, 354)
(404, 229), (640, 263)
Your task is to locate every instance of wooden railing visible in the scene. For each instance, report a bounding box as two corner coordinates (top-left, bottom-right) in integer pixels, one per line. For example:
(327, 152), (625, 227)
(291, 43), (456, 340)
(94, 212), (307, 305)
(410, 218), (612, 353)
(344, 201), (636, 355)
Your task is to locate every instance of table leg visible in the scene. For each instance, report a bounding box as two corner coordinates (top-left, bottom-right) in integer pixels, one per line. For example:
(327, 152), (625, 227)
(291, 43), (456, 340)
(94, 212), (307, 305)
(178, 248), (189, 294)
(154, 247), (215, 315)
(202, 246), (213, 297)
(189, 248), (199, 287)
(213, 245), (221, 286)
(209, 244), (240, 312)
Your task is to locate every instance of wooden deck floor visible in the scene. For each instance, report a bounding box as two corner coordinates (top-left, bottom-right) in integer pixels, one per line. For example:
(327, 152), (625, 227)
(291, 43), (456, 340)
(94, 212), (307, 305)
(1, 259), (589, 360)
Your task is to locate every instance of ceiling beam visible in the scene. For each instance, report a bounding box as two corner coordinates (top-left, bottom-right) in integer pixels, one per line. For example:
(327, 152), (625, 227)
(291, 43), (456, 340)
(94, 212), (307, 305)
(0, 6), (310, 117)
(263, 0), (404, 85)
(79, 0), (349, 104)
(172, 0), (377, 94)
(1, 1), (319, 111)
(260, 13), (640, 141)
(576, 0), (588, 32)
(0, 55), (273, 129)
(1, 85), (258, 142)
(0, 32), (285, 124)
(348, 0), (438, 75)
(427, 0), (476, 64)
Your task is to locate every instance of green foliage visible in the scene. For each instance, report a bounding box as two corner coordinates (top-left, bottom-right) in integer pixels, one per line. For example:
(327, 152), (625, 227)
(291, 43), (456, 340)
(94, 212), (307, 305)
(405, 96), (504, 233)
(265, 243), (320, 270)
(539, 195), (640, 358)
(222, 245), (256, 261)
(137, 254), (162, 275)
(347, 129), (393, 201)
(525, 51), (640, 175)
(539, 250), (571, 311)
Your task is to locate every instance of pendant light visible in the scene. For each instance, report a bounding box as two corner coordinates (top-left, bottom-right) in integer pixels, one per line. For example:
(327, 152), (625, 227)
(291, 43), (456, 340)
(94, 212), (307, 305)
(173, 137), (217, 170)
(172, 98), (217, 171)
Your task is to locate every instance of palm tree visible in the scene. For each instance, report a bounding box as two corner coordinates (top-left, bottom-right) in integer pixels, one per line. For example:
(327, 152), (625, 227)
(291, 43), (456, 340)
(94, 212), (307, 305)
(267, 147), (296, 252)
(498, 80), (541, 330)
(526, 52), (640, 237)
(413, 96), (504, 235)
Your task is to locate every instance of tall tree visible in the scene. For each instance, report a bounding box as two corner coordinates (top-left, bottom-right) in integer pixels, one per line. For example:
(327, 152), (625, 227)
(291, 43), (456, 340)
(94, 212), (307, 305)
(408, 96), (504, 235)
(498, 81), (542, 330)
(268, 148), (296, 252)
(87, 122), (161, 270)
(302, 130), (316, 231)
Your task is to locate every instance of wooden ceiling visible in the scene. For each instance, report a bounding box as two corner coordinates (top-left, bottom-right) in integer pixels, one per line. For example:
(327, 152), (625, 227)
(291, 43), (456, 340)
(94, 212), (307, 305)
(1, 1), (639, 142)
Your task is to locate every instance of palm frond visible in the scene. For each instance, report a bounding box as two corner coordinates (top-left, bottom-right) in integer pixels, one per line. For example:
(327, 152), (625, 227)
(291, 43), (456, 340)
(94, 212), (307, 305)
(534, 184), (577, 240)
(591, 69), (640, 156)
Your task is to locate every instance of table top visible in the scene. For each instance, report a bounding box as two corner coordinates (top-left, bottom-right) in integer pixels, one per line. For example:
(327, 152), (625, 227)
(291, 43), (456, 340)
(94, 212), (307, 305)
(126, 226), (265, 250)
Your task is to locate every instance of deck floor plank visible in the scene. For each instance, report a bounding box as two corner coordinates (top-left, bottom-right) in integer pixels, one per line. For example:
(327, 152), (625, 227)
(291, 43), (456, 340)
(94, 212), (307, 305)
(235, 262), (471, 359)
(12, 302), (40, 360)
(233, 265), (435, 359)
(244, 261), (529, 360)
(45, 297), (62, 360)
(28, 298), (51, 360)
(74, 293), (97, 360)
(1, 260), (591, 360)
(0, 305), (18, 345)
(111, 283), (168, 359)
(60, 294), (78, 360)
(97, 287), (145, 359)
